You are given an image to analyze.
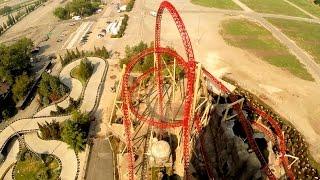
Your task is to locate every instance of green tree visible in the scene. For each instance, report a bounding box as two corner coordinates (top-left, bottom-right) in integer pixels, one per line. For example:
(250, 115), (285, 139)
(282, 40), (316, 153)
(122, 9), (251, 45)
(53, 0), (99, 20)
(61, 120), (86, 152)
(78, 58), (94, 82)
(60, 111), (90, 152)
(315, 0), (320, 5)
(0, 38), (33, 75)
(0, 66), (13, 85)
(38, 72), (67, 103)
(38, 120), (61, 140)
(7, 14), (13, 26)
(12, 73), (32, 102)
(53, 7), (69, 20)
(0, 6), (12, 16)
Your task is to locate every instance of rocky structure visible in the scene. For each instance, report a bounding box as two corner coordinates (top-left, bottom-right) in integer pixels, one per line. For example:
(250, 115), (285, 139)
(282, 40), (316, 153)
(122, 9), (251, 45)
(191, 106), (265, 180)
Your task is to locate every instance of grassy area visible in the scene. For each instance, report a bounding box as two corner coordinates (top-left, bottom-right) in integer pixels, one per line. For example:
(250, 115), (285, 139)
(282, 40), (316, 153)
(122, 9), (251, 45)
(268, 18), (320, 65)
(15, 152), (60, 180)
(220, 19), (314, 81)
(240, 0), (310, 17)
(191, 0), (241, 10)
(287, 0), (320, 18)
(151, 167), (160, 180)
(71, 65), (85, 85)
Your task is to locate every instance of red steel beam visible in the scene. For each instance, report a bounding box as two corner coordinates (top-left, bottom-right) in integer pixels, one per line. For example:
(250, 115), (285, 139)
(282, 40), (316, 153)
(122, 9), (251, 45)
(119, 1), (294, 179)
(155, 2), (197, 177)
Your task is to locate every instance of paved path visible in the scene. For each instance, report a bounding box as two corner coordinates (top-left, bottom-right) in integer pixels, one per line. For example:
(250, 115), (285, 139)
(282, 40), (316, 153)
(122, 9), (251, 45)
(0, 138), (19, 178)
(24, 132), (79, 180)
(0, 57), (107, 179)
(85, 138), (113, 180)
(34, 60), (83, 117)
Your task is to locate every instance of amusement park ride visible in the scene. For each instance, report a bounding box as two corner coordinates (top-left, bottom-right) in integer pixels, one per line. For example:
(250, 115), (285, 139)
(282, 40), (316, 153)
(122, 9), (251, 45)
(109, 1), (298, 179)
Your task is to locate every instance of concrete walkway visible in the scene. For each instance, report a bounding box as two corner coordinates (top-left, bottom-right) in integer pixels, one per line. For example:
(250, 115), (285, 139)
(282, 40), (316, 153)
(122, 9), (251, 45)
(24, 132), (79, 180)
(85, 138), (113, 180)
(34, 57), (106, 117)
(34, 60), (83, 117)
(0, 57), (107, 179)
(0, 138), (19, 178)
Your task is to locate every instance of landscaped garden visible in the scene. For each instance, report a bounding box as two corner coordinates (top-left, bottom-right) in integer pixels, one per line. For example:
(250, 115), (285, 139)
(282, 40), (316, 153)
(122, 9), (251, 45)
(14, 149), (61, 180)
(38, 72), (68, 106)
(38, 111), (91, 152)
(220, 19), (313, 81)
(70, 58), (94, 85)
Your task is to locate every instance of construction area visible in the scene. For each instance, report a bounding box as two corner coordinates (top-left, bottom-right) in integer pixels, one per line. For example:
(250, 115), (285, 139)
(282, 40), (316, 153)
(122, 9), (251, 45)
(106, 2), (314, 179)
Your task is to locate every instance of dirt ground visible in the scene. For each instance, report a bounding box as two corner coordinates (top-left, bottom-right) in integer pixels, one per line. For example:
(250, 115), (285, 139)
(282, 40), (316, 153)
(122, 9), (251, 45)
(0, 0), (81, 55)
(86, 0), (320, 163)
(0, 0), (34, 9)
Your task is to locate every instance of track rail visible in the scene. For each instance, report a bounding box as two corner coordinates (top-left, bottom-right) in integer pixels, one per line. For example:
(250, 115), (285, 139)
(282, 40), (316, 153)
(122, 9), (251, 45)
(119, 1), (294, 179)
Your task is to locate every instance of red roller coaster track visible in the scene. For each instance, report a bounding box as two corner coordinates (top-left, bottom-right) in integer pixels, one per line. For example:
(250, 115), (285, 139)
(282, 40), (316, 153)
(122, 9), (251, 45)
(120, 1), (294, 179)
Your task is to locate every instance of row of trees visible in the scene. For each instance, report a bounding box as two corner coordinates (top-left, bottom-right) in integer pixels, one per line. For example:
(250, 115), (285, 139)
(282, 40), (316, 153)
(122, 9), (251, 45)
(50, 97), (81, 116)
(53, 0), (100, 20)
(0, 38), (33, 120)
(111, 14), (129, 38)
(120, 41), (184, 78)
(60, 46), (110, 66)
(126, 0), (135, 12)
(38, 72), (68, 105)
(76, 58), (94, 83)
(38, 111), (91, 152)
(0, 1), (47, 35)
(0, 0), (46, 16)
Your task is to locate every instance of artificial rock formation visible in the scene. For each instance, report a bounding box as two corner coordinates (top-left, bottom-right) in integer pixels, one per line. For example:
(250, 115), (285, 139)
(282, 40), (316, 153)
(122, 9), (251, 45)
(191, 110), (264, 180)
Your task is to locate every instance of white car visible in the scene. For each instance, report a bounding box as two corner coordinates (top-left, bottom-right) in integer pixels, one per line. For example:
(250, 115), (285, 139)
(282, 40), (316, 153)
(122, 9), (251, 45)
(150, 11), (157, 17)
(72, 16), (81, 21)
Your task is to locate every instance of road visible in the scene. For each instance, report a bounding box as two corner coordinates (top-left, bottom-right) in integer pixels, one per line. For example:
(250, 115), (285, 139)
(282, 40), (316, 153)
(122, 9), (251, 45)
(85, 138), (114, 180)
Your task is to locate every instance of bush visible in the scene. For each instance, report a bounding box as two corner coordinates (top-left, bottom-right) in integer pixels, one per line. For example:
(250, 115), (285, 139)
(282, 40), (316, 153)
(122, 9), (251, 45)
(53, 0), (100, 20)
(38, 72), (68, 105)
(17, 148), (28, 161)
(78, 58), (94, 82)
(126, 0), (135, 12)
(50, 98), (81, 116)
(36, 167), (49, 180)
(315, 0), (320, 5)
(54, 7), (69, 20)
(60, 47), (110, 66)
(120, 41), (183, 75)
(61, 111), (90, 152)
(38, 120), (61, 140)
(12, 73), (32, 102)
